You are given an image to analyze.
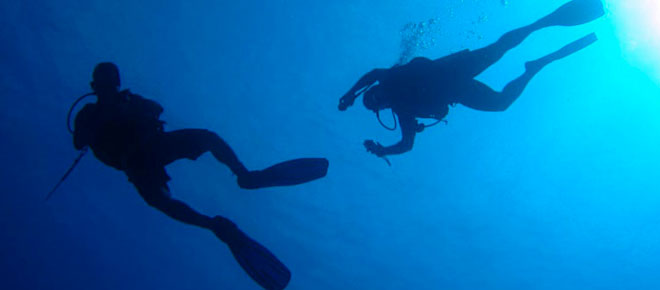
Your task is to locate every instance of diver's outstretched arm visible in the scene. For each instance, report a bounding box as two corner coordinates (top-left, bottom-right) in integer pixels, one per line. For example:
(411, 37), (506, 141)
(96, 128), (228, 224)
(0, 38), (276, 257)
(339, 69), (387, 111)
(73, 105), (95, 150)
(365, 115), (417, 157)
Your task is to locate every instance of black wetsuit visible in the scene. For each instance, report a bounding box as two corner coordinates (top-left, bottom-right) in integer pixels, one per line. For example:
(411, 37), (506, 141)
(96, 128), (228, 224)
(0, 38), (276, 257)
(72, 87), (327, 289)
(73, 90), (243, 209)
(342, 1), (603, 157)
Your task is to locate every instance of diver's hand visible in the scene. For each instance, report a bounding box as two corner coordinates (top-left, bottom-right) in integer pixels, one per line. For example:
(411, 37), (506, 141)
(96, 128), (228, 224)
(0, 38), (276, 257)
(338, 94), (355, 111)
(364, 140), (386, 157)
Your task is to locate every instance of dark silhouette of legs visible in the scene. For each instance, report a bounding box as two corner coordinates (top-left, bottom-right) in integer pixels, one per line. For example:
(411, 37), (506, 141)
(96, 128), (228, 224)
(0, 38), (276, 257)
(457, 69), (546, 112)
(143, 129), (328, 190)
(128, 129), (305, 290)
(458, 33), (597, 112)
(461, 0), (604, 78)
(463, 22), (547, 79)
(155, 129), (248, 175)
(450, 0), (604, 112)
(443, 12), (554, 112)
(131, 177), (292, 290)
(133, 181), (213, 228)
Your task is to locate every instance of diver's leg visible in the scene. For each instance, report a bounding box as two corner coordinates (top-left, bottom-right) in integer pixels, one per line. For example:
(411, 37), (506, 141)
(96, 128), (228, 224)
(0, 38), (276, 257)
(463, 22), (546, 78)
(132, 177), (291, 289)
(157, 129), (248, 175)
(457, 80), (516, 112)
(459, 51), (569, 112)
(472, 57), (562, 111)
(205, 132), (249, 175)
(459, 56), (553, 112)
(462, 0), (603, 78)
(158, 129), (328, 190)
(460, 33), (598, 112)
(458, 58), (563, 113)
(133, 178), (214, 228)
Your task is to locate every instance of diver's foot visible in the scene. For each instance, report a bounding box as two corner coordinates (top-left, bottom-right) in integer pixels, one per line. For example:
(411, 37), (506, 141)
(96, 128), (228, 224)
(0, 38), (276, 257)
(525, 33), (597, 74)
(237, 158), (329, 190)
(211, 216), (242, 245)
(237, 171), (266, 190)
(524, 59), (546, 74)
(236, 169), (314, 190)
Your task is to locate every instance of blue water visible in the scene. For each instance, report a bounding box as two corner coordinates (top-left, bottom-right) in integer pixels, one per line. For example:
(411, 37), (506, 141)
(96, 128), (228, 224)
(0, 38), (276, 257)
(3, 0), (660, 289)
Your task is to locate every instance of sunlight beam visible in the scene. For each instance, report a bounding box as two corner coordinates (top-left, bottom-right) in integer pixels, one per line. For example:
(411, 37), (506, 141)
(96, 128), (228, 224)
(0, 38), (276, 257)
(609, 0), (660, 81)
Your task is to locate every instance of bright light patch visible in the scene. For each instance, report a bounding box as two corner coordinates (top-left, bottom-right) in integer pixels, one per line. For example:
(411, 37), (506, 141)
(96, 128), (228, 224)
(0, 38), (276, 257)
(608, 0), (660, 80)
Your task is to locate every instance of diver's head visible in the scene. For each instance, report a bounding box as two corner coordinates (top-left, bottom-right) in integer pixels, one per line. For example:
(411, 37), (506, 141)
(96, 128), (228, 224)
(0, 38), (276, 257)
(90, 62), (120, 95)
(362, 85), (389, 112)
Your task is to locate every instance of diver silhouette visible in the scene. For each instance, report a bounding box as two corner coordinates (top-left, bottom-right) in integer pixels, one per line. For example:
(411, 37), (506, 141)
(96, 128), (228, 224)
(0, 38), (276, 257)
(339, 0), (605, 158)
(72, 62), (328, 290)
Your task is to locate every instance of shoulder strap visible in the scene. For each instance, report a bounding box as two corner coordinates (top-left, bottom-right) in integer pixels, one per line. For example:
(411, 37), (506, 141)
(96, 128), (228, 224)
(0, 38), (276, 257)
(67, 93), (96, 134)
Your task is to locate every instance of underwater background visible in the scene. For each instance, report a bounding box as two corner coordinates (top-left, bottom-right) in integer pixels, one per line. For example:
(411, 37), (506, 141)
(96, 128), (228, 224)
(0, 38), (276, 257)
(2, 0), (660, 289)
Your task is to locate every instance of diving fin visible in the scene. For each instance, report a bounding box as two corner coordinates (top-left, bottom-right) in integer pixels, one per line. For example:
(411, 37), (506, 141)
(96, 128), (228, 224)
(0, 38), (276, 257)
(213, 217), (291, 290)
(538, 0), (605, 27)
(526, 33), (598, 72)
(238, 158), (329, 189)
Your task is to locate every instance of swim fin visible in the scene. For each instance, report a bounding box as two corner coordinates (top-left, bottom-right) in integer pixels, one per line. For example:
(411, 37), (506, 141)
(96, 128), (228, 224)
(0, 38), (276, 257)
(538, 0), (605, 27)
(213, 217), (291, 290)
(526, 33), (598, 72)
(238, 158), (329, 189)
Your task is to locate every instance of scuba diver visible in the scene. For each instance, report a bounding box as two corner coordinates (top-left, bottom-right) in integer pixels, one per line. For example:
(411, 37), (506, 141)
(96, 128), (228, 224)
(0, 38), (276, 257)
(338, 0), (605, 159)
(71, 62), (328, 290)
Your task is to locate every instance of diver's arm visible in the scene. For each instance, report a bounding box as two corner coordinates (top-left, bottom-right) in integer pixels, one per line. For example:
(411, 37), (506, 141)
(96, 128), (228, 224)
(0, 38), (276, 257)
(339, 68), (387, 110)
(73, 106), (94, 150)
(365, 114), (417, 156)
(73, 132), (87, 151)
(73, 122), (87, 151)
